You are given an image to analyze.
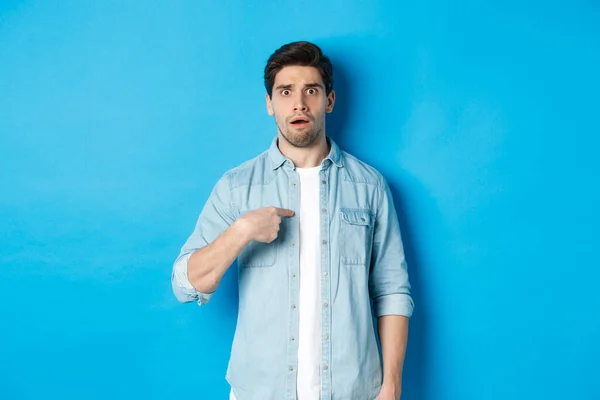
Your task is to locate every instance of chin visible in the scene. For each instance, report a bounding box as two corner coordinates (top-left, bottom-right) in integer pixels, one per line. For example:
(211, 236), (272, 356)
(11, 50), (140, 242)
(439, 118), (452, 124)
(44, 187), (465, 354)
(284, 131), (319, 148)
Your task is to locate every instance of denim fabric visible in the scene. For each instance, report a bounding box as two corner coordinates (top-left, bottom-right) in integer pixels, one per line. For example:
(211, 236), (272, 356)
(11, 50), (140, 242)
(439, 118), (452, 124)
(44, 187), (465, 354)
(172, 136), (413, 400)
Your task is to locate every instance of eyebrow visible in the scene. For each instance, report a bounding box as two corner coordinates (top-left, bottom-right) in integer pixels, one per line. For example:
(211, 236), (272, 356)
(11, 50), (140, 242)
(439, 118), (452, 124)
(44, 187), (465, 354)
(274, 82), (325, 91)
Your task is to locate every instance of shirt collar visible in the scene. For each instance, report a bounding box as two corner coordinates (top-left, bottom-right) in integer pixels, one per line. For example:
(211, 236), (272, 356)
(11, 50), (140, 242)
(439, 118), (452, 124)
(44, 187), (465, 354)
(268, 135), (344, 170)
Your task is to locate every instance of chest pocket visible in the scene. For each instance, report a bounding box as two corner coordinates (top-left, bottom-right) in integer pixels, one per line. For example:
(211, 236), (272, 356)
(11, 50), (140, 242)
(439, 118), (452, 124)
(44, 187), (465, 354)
(339, 208), (374, 266)
(238, 240), (277, 268)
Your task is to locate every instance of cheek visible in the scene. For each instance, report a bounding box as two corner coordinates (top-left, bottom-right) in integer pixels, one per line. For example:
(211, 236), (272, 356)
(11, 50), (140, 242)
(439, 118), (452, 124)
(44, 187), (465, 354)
(271, 100), (290, 116)
(273, 110), (287, 126)
(309, 97), (327, 111)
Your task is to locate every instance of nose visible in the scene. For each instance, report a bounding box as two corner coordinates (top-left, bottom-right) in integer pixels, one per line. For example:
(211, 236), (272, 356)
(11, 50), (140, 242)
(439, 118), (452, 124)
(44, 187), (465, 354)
(293, 94), (308, 112)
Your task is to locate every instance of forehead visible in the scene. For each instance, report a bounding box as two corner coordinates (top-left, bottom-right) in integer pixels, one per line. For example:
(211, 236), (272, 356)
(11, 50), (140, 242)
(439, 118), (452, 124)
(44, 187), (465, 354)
(273, 65), (324, 87)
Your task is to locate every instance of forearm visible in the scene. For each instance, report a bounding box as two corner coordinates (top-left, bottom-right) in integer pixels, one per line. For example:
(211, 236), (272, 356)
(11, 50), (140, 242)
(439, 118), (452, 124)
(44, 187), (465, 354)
(378, 315), (409, 389)
(187, 219), (249, 293)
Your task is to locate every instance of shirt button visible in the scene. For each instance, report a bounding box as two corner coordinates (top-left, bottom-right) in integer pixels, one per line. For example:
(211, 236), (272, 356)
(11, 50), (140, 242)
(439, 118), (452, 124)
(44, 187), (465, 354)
(322, 240), (327, 245)
(323, 364), (328, 370)
(321, 208), (327, 213)
(292, 273), (296, 278)
(323, 302), (328, 307)
(323, 271), (327, 276)
(322, 180), (326, 184)
(291, 304), (296, 309)
(291, 336), (295, 341)
(324, 335), (329, 340)
(289, 366), (294, 371)
(293, 183), (296, 187)
(291, 242), (295, 247)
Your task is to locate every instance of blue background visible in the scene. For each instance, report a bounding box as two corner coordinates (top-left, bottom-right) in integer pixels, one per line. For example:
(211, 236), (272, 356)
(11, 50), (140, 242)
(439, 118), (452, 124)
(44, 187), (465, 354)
(1, 1), (599, 399)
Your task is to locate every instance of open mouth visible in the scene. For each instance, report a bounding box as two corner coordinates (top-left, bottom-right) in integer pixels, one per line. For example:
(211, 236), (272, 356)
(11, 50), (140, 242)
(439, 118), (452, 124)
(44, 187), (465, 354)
(290, 117), (311, 128)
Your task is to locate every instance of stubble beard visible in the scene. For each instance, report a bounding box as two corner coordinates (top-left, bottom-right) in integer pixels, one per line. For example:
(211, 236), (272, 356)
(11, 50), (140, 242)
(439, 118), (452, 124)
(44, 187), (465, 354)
(277, 118), (324, 148)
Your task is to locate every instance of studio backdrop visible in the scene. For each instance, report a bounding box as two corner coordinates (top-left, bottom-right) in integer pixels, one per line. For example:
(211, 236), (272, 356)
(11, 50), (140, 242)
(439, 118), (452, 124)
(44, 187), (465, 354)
(1, 1), (598, 399)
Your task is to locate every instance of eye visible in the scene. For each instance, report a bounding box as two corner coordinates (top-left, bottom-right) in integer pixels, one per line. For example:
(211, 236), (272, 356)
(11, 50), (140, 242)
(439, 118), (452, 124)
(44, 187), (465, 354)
(281, 89), (291, 96)
(306, 88), (318, 95)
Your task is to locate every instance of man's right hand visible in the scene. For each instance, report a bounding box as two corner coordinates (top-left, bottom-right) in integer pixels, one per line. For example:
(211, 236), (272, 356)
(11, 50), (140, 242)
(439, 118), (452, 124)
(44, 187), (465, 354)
(236, 206), (295, 243)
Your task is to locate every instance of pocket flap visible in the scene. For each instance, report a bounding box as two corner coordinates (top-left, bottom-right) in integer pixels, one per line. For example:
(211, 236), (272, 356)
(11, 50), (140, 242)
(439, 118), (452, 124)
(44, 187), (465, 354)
(340, 209), (373, 226)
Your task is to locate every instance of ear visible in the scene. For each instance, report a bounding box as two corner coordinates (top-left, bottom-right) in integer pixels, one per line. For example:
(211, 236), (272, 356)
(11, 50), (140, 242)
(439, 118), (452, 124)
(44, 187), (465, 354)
(326, 90), (336, 113)
(266, 93), (274, 116)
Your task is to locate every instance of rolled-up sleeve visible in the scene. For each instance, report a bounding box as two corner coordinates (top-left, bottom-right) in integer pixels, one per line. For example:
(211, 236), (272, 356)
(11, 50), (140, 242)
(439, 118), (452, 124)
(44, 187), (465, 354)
(171, 253), (214, 305)
(369, 176), (414, 318)
(171, 173), (238, 305)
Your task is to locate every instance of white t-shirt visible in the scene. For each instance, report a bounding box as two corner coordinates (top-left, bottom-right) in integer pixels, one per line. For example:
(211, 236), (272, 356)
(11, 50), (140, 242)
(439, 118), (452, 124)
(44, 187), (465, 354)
(173, 167), (323, 400)
(294, 165), (323, 399)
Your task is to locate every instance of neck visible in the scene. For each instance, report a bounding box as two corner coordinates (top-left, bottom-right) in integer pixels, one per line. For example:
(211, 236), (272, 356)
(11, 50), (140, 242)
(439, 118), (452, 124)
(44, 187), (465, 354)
(278, 133), (330, 168)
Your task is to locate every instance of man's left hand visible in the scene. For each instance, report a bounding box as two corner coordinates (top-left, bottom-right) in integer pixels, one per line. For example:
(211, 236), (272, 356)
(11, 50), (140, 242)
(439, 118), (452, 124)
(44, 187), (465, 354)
(374, 382), (402, 400)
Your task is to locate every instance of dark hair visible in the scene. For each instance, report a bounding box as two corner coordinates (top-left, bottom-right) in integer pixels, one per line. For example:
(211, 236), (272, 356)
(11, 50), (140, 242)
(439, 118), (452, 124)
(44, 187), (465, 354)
(264, 41), (333, 98)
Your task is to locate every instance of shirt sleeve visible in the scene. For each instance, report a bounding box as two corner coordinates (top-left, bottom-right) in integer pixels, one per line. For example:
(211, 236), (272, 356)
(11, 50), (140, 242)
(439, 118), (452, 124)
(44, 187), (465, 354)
(171, 173), (238, 305)
(369, 175), (414, 318)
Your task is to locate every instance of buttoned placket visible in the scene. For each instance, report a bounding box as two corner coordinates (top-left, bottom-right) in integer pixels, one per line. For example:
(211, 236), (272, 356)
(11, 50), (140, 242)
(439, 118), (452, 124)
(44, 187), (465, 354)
(319, 160), (332, 400)
(286, 161), (301, 399)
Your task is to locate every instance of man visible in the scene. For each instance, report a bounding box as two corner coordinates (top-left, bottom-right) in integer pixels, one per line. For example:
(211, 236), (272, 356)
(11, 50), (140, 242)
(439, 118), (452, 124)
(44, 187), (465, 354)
(171, 41), (413, 400)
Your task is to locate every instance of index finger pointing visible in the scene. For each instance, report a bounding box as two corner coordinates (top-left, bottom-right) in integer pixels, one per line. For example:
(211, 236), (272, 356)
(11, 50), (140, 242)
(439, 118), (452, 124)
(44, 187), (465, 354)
(275, 208), (295, 217)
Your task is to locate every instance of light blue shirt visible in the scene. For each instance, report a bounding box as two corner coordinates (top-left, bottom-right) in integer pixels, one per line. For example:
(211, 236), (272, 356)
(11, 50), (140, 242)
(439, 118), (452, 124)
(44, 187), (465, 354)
(171, 136), (414, 400)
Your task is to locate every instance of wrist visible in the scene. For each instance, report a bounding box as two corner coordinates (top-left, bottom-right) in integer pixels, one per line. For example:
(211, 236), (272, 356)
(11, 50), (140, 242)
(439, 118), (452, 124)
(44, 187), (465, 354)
(231, 218), (252, 245)
(382, 373), (402, 389)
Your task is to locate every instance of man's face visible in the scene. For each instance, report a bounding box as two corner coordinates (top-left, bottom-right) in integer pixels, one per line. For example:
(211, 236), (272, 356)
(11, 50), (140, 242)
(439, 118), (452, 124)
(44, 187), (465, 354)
(266, 66), (335, 148)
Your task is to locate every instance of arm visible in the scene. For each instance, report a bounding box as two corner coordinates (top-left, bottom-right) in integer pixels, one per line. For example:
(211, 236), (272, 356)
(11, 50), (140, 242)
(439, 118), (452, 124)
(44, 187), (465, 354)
(377, 315), (409, 398)
(171, 173), (294, 304)
(171, 223), (247, 304)
(171, 173), (239, 304)
(369, 176), (414, 398)
(185, 220), (249, 293)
